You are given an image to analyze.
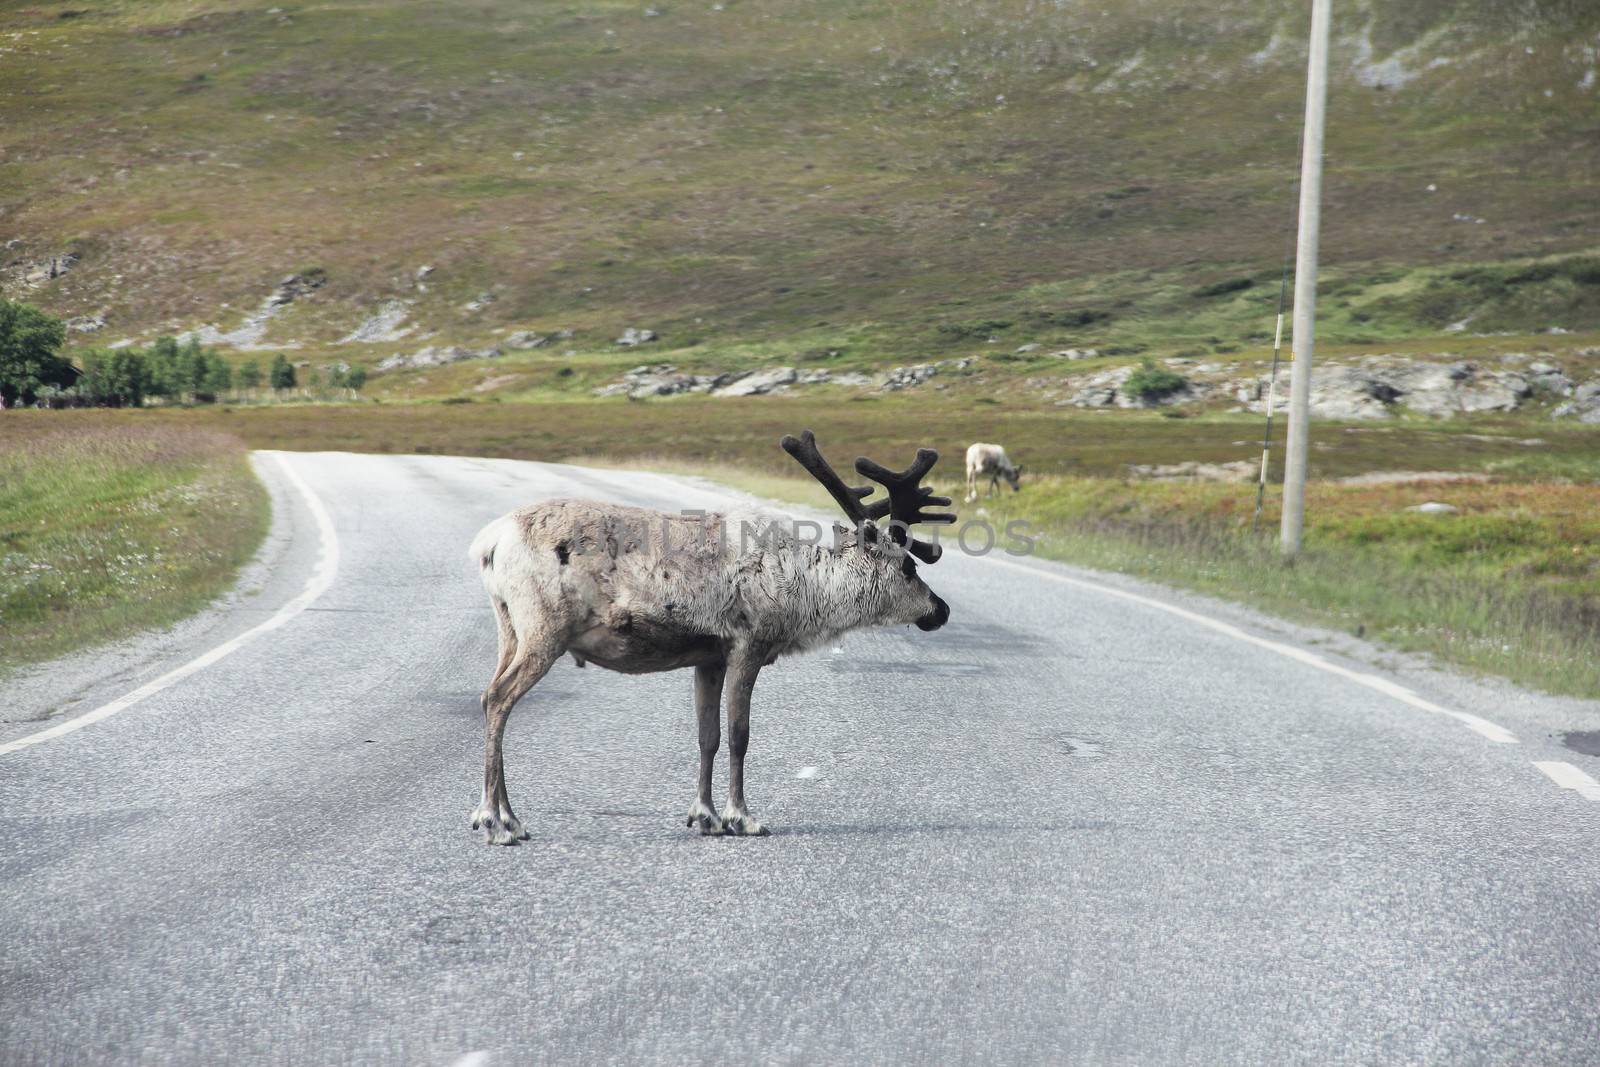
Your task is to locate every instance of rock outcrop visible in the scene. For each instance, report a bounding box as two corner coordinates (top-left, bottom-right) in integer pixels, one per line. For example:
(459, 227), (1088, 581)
(339, 300), (414, 344)
(1552, 381), (1600, 423)
(593, 364), (875, 399)
(880, 358), (975, 391)
(376, 344), (502, 371)
(1233, 356), (1584, 420)
(188, 271), (325, 349)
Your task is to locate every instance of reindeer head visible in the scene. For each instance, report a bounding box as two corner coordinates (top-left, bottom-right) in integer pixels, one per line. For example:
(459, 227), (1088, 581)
(781, 430), (954, 632)
(1005, 463), (1023, 491)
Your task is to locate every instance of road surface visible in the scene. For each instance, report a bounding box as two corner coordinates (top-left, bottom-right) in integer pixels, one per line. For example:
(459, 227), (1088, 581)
(3, 451), (1598, 1065)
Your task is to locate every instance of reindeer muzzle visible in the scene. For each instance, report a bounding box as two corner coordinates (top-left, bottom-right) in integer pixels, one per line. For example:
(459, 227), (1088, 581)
(916, 593), (950, 632)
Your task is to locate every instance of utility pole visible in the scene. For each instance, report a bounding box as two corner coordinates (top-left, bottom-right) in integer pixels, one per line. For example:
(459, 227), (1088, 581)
(1280, 0), (1332, 557)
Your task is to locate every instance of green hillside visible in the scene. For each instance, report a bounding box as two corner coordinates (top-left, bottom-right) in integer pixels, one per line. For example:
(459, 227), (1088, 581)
(3, 0), (1598, 384)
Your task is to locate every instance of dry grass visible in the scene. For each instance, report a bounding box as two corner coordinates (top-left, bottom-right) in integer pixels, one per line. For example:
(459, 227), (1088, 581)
(0, 421), (268, 671)
(12, 399), (1599, 483)
(962, 474), (1600, 698)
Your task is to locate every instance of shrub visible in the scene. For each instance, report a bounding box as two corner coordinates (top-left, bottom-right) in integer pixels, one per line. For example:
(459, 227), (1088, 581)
(1193, 276), (1255, 299)
(1024, 308), (1111, 329)
(269, 353), (296, 391)
(1123, 358), (1187, 402)
(236, 359), (262, 392)
(937, 318), (1012, 340)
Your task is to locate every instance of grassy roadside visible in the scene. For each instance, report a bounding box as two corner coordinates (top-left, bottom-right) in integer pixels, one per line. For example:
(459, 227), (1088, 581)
(655, 465), (1600, 700)
(0, 422), (269, 673)
(964, 477), (1600, 700)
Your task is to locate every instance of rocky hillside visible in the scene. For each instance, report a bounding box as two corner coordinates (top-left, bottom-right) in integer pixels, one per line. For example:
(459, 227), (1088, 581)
(2, 0), (1598, 374)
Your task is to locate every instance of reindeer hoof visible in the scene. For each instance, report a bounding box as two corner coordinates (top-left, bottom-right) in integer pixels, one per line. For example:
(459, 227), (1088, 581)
(720, 811), (769, 837)
(471, 805), (529, 846)
(686, 802), (725, 836)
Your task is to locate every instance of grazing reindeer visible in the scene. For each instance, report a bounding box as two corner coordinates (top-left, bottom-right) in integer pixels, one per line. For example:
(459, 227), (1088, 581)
(965, 442), (1023, 502)
(466, 431), (954, 844)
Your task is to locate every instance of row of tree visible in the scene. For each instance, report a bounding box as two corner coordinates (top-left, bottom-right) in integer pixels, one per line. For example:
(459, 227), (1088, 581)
(1, 295), (366, 408)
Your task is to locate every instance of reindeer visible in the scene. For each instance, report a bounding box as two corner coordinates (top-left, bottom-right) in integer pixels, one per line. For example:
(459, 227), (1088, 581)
(466, 431), (954, 844)
(965, 442), (1023, 502)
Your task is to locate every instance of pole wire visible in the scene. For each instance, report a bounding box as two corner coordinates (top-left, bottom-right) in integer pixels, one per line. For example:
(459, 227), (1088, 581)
(1252, 123), (1310, 533)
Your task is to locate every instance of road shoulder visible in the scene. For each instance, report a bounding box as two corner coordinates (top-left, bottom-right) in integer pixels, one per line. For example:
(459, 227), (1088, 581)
(0, 453), (318, 740)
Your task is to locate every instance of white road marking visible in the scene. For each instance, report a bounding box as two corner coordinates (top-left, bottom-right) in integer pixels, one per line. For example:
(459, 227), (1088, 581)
(0, 453), (339, 757)
(448, 1053), (493, 1067)
(1533, 761), (1600, 802)
(981, 556), (1520, 745)
(796, 766), (820, 779)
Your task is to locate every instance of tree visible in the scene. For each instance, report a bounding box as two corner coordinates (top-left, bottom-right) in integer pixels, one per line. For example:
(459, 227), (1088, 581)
(345, 365), (368, 393)
(145, 335), (184, 403)
(177, 335), (208, 402)
(268, 353), (296, 393)
(111, 349), (151, 408)
(77, 348), (151, 408)
(201, 351), (232, 400)
(0, 297), (72, 407)
(236, 358), (262, 395)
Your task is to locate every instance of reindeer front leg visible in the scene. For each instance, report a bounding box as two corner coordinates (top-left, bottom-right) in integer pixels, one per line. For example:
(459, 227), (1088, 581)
(721, 649), (769, 836)
(686, 662), (726, 835)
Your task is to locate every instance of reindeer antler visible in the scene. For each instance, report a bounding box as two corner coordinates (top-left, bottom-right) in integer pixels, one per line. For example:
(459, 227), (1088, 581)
(855, 450), (955, 564)
(781, 430), (875, 525)
(780, 431), (954, 565)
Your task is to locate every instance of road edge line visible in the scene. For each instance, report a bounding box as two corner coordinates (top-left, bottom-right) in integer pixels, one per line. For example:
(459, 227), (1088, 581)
(1533, 761), (1600, 802)
(0, 452), (339, 758)
(979, 554), (1520, 745)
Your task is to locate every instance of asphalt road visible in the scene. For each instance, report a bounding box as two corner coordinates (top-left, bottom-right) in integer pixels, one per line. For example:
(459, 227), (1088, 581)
(3, 451), (1598, 1066)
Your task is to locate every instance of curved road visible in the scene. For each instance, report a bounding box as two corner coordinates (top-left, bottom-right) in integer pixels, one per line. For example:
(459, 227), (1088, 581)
(2, 451), (1598, 1065)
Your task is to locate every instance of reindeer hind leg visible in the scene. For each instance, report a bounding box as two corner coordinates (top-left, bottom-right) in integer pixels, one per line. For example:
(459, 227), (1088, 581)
(481, 597), (518, 713)
(473, 627), (561, 845)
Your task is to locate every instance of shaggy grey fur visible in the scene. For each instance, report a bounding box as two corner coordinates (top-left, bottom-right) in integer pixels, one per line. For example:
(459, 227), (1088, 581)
(467, 495), (948, 844)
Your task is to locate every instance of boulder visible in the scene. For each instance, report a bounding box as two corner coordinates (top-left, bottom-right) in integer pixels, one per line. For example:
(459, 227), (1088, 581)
(1406, 502), (1459, 515)
(712, 366), (797, 397)
(595, 364), (722, 398)
(616, 327), (659, 346)
(880, 357), (974, 391)
(1552, 381), (1600, 424)
(1526, 362), (1573, 396)
(504, 330), (547, 350)
(1059, 365), (1132, 408)
(1383, 361), (1530, 416)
